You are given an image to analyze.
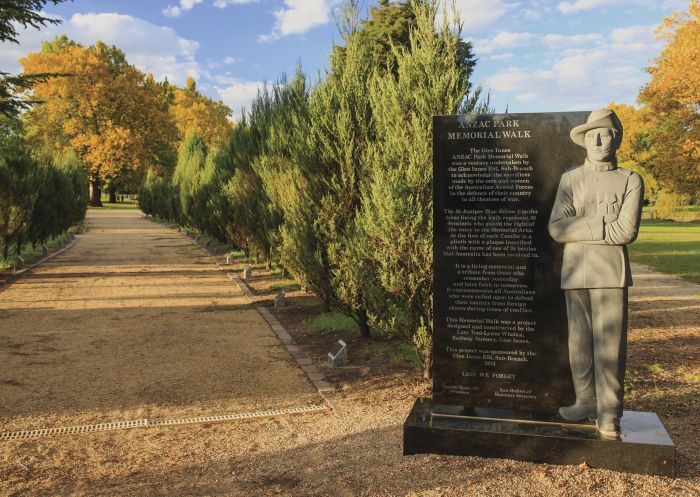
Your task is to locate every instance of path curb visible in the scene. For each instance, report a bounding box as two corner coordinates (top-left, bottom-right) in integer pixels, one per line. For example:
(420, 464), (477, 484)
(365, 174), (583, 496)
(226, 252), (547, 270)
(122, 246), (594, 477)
(0, 235), (80, 287)
(223, 267), (336, 401)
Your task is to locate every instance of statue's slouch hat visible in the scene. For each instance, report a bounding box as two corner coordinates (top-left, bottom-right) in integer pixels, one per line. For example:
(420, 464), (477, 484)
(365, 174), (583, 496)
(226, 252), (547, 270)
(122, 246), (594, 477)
(570, 108), (623, 148)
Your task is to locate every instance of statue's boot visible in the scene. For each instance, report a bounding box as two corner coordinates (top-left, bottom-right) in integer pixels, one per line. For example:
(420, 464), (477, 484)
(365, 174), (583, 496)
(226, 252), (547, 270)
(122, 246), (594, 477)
(596, 415), (621, 440)
(558, 399), (597, 422)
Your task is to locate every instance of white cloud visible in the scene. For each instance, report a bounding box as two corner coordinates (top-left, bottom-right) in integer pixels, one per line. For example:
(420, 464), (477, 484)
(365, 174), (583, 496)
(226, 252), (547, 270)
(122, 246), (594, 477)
(611, 24), (655, 43)
(483, 19), (668, 111)
(163, 0), (203, 18)
(216, 80), (266, 119)
(560, 0), (686, 13)
(214, 0), (259, 7)
(558, 0), (612, 14)
(259, 0), (334, 42)
(486, 39), (650, 109)
(223, 56), (236, 64)
(490, 53), (515, 61)
(473, 31), (533, 54)
(450, 0), (514, 32)
(163, 5), (182, 18)
(541, 33), (603, 48)
(609, 24), (662, 53)
(0, 12), (202, 86)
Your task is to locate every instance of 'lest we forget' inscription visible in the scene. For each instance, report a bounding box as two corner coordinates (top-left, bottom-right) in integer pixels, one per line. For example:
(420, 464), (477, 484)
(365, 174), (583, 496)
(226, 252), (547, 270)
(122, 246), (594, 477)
(433, 112), (589, 412)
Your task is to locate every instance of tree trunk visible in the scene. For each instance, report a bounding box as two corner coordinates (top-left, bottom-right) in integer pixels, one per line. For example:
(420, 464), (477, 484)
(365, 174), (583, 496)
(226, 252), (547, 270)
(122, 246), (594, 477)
(321, 293), (332, 312)
(90, 177), (103, 207)
(356, 308), (371, 339)
(108, 186), (117, 204)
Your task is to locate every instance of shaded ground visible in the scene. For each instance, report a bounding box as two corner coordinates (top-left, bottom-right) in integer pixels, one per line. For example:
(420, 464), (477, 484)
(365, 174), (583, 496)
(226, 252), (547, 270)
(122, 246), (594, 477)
(0, 212), (698, 496)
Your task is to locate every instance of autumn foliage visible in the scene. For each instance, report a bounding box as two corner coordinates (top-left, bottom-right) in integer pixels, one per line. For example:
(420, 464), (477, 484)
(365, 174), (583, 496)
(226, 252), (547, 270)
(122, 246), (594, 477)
(613, 1), (699, 203)
(19, 36), (231, 205)
(638, 0), (700, 198)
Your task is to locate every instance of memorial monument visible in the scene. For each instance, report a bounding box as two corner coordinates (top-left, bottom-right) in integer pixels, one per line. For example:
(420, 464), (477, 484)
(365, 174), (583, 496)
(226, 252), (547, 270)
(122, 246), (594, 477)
(549, 109), (643, 441)
(403, 110), (676, 476)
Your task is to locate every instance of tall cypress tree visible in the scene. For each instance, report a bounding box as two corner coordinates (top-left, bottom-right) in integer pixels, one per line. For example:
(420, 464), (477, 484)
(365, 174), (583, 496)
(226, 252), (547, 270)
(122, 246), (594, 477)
(347, 0), (474, 374)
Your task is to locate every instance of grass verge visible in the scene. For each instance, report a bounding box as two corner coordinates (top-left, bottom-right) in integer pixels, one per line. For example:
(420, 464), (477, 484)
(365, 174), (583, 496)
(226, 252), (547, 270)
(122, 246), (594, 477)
(0, 224), (82, 270)
(308, 312), (359, 335)
(629, 220), (700, 284)
(366, 341), (422, 372)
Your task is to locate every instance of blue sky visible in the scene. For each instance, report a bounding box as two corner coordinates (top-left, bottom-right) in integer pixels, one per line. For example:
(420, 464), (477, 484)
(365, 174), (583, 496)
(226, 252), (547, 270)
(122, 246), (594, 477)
(0, 0), (690, 118)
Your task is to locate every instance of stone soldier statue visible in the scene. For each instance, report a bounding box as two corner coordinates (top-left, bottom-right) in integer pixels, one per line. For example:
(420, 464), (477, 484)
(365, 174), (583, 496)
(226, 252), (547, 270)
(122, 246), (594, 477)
(548, 108), (644, 440)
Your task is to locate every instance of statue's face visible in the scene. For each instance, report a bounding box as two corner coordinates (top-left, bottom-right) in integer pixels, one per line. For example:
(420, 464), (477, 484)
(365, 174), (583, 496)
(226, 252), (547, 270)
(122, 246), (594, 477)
(584, 127), (617, 162)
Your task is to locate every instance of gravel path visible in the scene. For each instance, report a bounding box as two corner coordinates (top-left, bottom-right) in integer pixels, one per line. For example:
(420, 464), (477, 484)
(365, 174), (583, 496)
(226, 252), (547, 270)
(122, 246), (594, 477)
(0, 211), (697, 496)
(0, 210), (322, 434)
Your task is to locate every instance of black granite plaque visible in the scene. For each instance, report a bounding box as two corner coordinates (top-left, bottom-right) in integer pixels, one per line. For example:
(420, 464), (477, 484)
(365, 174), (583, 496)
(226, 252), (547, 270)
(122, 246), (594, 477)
(432, 112), (589, 412)
(405, 112), (676, 475)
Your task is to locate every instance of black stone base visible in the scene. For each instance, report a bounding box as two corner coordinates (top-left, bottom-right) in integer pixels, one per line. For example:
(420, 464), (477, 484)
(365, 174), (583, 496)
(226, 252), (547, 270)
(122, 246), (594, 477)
(404, 398), (676, 476)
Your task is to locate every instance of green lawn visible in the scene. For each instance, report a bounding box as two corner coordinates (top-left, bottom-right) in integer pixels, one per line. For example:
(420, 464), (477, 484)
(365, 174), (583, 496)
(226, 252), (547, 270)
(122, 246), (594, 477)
(90, 194), (139, 210)
(629, 221), (700, 284)
(89, 202), (138, 210)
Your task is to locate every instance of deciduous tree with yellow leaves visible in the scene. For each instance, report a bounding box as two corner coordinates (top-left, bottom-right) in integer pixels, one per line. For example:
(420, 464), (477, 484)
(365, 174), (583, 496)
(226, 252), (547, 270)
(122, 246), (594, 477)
(169, 77), (232, 149)
(607, 102), (658, 202)
(639, 0), (700, 199)
(21, 36), (178, 205)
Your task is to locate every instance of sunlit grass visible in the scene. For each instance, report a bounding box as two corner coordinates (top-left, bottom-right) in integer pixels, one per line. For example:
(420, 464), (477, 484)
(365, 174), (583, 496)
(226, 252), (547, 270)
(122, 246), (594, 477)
(366, 341), (422, 371)
(90, 203), (139, 210)
(629, 221), (700, 283)
(270, 280), (300, 292)
(308, 312), (358, 335)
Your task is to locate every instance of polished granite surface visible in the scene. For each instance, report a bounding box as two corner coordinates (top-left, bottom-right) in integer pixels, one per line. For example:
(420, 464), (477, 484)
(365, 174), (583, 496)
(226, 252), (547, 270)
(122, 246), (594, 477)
(404, 398), (676, 476)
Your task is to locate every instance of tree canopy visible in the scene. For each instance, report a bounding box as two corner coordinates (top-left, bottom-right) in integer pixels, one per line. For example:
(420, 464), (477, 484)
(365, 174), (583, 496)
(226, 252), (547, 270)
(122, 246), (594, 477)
(138, 0), (487, 376)
(169, 77), (233, 148)
(0, 0), (71, 116)
(638, 0), (699, 197)
(21, 36), (179, 205)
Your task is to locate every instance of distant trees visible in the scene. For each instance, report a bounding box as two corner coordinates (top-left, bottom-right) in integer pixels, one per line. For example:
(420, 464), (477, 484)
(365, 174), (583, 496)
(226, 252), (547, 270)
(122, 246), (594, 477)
(0, 116), (87, 260)
(0, 9), (90, 260)
(21, 37), (179, 206)
(170, 77), (232, 149)
(16, 30), (231, 206)
(639, 0), (699, 199)
(610, 0), (699, 213)
(139, 0), (487, 376)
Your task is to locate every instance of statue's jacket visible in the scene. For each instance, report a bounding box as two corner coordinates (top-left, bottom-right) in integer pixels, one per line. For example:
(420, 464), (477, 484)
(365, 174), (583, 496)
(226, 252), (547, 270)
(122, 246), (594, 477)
(548, 160), (644, 290)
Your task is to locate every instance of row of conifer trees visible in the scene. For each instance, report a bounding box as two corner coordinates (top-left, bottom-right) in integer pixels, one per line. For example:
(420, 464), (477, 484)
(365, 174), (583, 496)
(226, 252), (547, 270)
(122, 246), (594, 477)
(139, 1), (488, 374)
(0, 118), (88, 261)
